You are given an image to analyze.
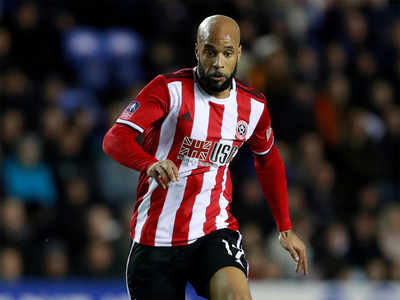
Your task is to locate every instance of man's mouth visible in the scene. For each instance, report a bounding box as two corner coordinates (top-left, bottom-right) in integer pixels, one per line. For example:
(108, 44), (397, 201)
(210, 75), (226, 82)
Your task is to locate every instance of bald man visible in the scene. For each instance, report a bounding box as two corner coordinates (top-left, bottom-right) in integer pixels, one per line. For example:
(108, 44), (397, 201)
(103, 15), (307, 300)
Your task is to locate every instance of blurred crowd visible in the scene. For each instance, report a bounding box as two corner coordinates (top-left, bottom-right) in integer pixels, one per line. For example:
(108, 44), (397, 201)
(1, 0), (400, 283)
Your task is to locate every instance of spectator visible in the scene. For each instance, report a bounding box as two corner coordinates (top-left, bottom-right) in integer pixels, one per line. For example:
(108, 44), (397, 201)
(0, 197), (32, 248)
(350, 213), (382, 268)
(42, 241), (70, 278)
(0, 247), (23, 281)
(0, 109), (24, 154)
(81, 240), (118, 278)
(56, 177), (91, 263)
(314, 223), (350, 279)
(241, 222), (280, 279)
(0, 27), (13, 70)
(3, 135), (57, 205)
(86, 204), (121, 243)
(379, 204), (400, 262)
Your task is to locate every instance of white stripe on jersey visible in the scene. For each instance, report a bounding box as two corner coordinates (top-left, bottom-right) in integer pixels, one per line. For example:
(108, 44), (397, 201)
(154, 81), (187, 246)
(220, 86), (238, 140)
(155, 81), (182, 161)
(215, 168), (230, 230)
(154, 176), (189, 246)
(188, 169), (217, 241)
(134, 178), (158, 242)
(246, 98), (265, 139)
(187, 82), (213, 241)
(215, 87), (237, 229)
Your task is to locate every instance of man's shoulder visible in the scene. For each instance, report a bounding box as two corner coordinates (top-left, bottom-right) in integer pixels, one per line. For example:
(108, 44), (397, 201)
(146, 68), (194, 90)
(235, 79), (266, 103)
(162, 68), (194, 82)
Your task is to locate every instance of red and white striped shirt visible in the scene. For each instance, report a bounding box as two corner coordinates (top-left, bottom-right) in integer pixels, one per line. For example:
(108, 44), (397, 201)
(116, 68), (275, 246)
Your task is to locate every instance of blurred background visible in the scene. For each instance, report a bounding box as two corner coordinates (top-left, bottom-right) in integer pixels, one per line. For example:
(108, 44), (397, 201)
(1, 0), (400, 298)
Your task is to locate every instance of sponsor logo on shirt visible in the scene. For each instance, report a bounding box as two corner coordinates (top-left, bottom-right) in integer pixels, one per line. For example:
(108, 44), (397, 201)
(180, 112), (193, 122)
(236, 120), (248, 140)
(178, 136), (238, 167)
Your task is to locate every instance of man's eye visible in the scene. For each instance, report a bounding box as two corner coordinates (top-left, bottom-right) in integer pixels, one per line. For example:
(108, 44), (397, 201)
(206, 50), (215, 56)
(225, 52), (233, 57)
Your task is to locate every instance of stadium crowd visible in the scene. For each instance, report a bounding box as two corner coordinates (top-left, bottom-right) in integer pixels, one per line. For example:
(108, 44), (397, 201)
(1, 0), (400, 282)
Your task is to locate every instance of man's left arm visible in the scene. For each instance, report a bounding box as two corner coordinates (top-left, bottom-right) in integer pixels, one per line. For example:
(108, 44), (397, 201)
(248, 102), (308, 275)
(252, 146), (308, 275)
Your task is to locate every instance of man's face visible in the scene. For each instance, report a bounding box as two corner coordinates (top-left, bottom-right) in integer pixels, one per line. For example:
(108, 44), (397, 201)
(196, 35), (241, 95)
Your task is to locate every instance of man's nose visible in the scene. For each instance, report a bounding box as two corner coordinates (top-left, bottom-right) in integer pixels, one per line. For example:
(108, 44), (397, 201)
(213, 53), (224, 69)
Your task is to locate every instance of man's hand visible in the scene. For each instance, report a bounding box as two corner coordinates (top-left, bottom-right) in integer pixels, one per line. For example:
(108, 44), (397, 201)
(279, 230), (308, 275)
(147, 160), (179, 189)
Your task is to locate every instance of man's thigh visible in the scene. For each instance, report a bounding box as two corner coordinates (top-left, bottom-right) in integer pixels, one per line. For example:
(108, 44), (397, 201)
(209, 266), (252, 300)
(189, 229), (249, 299)
(126, 242), (188, 300)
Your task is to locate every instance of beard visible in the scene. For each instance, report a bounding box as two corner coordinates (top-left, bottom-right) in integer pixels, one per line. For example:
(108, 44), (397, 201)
(196, 60), (238, 95)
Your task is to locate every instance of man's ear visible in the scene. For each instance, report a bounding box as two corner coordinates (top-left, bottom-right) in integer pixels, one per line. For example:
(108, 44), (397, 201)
(237, 44), (242, 61)
(195, 42), (199, 61)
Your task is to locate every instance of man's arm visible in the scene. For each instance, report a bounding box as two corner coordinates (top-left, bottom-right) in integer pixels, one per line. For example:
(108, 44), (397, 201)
(253, 145), (291, 231)
(102, 124), (157, 172)
(253, 145), (308, 275)
(103, 75), (179, 189)
(103, 124), (179, 189)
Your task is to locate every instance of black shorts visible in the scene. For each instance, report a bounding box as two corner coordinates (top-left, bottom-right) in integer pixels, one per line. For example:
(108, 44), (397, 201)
(126, 229), (249, 300)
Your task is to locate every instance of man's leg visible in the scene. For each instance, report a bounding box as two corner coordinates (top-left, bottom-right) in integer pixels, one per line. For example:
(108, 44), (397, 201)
(209, 266), (252, 300)
(189, 229), (251, 299)
(126, 242), (186, 300)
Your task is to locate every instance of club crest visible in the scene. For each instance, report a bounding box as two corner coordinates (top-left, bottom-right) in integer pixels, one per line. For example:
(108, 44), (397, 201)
(236, 120), (248, 140)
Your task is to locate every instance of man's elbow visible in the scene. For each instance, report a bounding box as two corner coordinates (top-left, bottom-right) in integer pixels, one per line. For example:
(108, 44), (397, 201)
(102, 128), (115, 157)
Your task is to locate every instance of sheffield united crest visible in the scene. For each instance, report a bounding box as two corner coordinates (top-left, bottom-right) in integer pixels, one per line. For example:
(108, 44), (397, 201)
(235, 120), (248, 140)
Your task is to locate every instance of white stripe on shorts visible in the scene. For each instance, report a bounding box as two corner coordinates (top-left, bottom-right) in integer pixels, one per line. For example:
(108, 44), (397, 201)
(125, 242), (135, 300)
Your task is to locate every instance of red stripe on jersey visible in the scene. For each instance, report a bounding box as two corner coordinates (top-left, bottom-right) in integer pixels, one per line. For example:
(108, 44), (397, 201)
(165, 82), (195, 163)
(130, 173), (148, 239)
(203, 165), (227, 234)
(169, 80), (198, 245)
(171, 173), (202, 245)
(139, 187), (168, 245)
(203, 102), (225, 234)
(223, 170), (239, 230)
(130, 118), (163, 241)
(128, 89), (165, 241)
(226, 91), (252, 231)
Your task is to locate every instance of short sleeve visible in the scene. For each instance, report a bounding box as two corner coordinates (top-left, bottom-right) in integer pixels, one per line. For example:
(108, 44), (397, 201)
(116, 75), (170, 133)
(248, 104), (275, 155)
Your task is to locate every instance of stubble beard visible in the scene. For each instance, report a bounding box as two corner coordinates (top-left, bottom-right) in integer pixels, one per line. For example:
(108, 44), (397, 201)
(196, 60), (238, 95)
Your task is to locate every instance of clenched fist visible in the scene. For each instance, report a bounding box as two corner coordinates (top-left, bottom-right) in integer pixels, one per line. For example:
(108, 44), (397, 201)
(147, 160), (179, 189)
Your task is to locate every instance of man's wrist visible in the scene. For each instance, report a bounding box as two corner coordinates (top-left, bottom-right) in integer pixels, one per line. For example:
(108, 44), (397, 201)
(145, 159), (159, 174)
(279, 229), (292, 239)
(277, 221), (292, 233)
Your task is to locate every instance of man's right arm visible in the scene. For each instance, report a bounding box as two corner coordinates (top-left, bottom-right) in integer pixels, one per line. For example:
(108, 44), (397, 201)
(102, 124), (179, 189)
(102, 123), (157, 172)
(102, 75), (169, 172)
(102, 74), (180, 188)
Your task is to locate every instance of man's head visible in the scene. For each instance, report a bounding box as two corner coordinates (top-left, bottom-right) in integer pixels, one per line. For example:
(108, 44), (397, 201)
(195, 15), (241, 97)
